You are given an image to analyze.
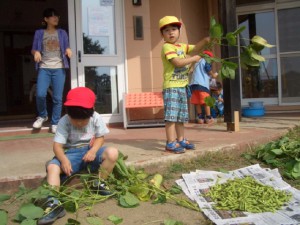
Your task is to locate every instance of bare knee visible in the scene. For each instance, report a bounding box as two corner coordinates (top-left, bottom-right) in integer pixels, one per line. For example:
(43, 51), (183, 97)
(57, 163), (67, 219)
(47, 163), (61, 175)
(103, 146), (118, 162)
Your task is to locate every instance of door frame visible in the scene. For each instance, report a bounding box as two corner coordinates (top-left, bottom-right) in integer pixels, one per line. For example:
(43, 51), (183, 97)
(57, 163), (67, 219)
(67, 0), (127, 124)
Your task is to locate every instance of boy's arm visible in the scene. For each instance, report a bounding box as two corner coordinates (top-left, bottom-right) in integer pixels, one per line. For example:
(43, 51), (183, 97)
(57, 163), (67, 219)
(189, 37), (211, 56)
(53, 142), (73, 176)
(170, 55), (201, 68)
(208, 70), (218, 79)
(82, 136), (104, 163)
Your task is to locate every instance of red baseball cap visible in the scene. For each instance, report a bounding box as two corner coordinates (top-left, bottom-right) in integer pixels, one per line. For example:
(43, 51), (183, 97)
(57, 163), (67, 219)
(203, 50), (213, 57)
(64, 87), (96, 108)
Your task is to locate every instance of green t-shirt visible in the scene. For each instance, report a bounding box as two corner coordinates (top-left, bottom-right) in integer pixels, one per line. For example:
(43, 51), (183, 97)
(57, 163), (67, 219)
(161, 42), (195, 89)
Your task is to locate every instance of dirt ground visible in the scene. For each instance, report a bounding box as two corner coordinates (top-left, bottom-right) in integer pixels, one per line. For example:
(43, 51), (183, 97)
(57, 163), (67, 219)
(3, 165), (212, 225)
(3, 183), (210, 225)
(52, 198), (210, 225)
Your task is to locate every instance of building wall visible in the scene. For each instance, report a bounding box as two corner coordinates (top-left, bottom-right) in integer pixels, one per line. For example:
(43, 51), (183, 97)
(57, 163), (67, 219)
(124, 0), (219, 94)
(123, 0), (219, 121)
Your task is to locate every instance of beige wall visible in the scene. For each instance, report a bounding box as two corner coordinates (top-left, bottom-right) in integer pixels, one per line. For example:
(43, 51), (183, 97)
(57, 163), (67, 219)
(124, 0), (219, 94)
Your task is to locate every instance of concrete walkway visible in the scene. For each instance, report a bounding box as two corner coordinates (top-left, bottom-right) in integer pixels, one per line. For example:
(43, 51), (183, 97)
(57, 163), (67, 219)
(0, 113), (299, 193)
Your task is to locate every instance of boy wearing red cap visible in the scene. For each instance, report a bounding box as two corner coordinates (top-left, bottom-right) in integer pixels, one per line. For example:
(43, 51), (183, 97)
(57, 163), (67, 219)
(159, 16), (211, 153)
(190, 51), (219, 124)
(37, 87), (118, 225)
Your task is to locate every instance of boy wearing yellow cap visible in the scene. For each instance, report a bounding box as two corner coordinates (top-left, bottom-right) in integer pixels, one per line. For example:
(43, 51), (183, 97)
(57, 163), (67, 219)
(159, 16), (210, 153)
(37, 87), (118, 225)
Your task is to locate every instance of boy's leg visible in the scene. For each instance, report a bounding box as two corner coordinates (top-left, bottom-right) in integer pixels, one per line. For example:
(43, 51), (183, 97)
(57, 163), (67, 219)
(38, 163), (66, 225)
(175, 122), (184, 142)
(195, 104), (202, 115)
(89, 146), (118, 195)
(46, 164), (62, 187)
(176, 123), (196, 150)
(196, 104), (204, 124)
(165, 121), (176, 143)
(204, 105), (214, 124)
(98, 146), (118, 179)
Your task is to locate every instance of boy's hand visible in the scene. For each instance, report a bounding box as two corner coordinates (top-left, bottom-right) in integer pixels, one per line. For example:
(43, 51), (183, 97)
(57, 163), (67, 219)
(83, 150), (96, 162)
(61, 158), (73, 176)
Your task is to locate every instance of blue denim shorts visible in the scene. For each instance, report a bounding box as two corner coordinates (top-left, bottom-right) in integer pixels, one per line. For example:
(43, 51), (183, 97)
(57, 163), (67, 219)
(47, 145), (106, 180)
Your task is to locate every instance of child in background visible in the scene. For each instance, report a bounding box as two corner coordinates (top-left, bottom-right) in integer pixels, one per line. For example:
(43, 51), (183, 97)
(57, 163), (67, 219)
(212, 81), (224, 117)
(159, 15), (211, 153)
(190, 51), (218, 124)
(37, 87), (118, 225)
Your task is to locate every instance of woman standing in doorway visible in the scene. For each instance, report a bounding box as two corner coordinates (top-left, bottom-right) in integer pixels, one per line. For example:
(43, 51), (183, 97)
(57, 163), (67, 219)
(31, 8), (72, 133)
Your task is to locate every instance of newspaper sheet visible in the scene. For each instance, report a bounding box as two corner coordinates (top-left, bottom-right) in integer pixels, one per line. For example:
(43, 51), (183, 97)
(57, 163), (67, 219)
(177, 164), (300, 225)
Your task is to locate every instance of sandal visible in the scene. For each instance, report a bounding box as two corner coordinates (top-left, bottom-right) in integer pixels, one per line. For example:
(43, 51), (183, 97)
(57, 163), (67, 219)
(178, 139), (195, 150)
(165, 141), (185, 154)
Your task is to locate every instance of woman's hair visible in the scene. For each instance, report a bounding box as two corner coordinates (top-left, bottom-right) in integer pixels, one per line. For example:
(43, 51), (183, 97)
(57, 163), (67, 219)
(43, 8), (60, 18)
(41, 8), (60, 28)
(65, 106), (94, 119)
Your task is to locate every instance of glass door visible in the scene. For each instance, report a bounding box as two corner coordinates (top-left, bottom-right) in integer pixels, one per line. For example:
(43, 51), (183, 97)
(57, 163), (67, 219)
(237, 11), (278, 106)
(74, 0), (125, 123)
(277, 6), (300, 104)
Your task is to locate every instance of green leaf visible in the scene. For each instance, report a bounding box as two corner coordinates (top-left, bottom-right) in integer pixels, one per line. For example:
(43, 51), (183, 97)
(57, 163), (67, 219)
(228, 68), (235, 79)
(242, 153), (254, 160)
(251, 35), (275, 48)
(293, 162), (300, 173)
(271, 149), (283, 155)
(86, 216), (104, 225)
(262, 152), (276, 161)
(249, 49), (265, 62)
(20, 219), (36, 225)
(66, 218), (81, 225)
(64, 201), (78, 213)
(204, 96), (216, 107)
(119, 192), (139, 208)
(218, 168), (229, 174)
(223, 60), (238, 70)
(15, 183), (28, 198)
(128, 184), (150, 201)
(233, 26), (246, 35)
(168, 185), (182, 195)
(210, 23), (223, 39)
(164, 219), (183, 225)
(291, 170), (300, 179)
(0, 194), (11, 203)
(226, 32), (236, 46)
(152, 193), (167, 204)
(107, 215), (123, 224)
(240, 51), (260, 67)
(19, 203), (44, 220)
(0, 210), (8, 225)
(210, 16), (217, 27)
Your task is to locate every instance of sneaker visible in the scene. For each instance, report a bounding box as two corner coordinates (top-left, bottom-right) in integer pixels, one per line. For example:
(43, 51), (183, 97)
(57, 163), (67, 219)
(165, 141), (185, 154)
(90, 180), (113, 196)
(37, 197), (66, 225)
(51, 125), (57, 134)
(205, 117), (214, 124)
(33, 117), (48, 129)
(178, 139), (195, 150)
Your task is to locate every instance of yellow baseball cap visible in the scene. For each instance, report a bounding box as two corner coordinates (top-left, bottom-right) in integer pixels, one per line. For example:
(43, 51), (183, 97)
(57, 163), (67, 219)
(159, 16), (182, 30)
